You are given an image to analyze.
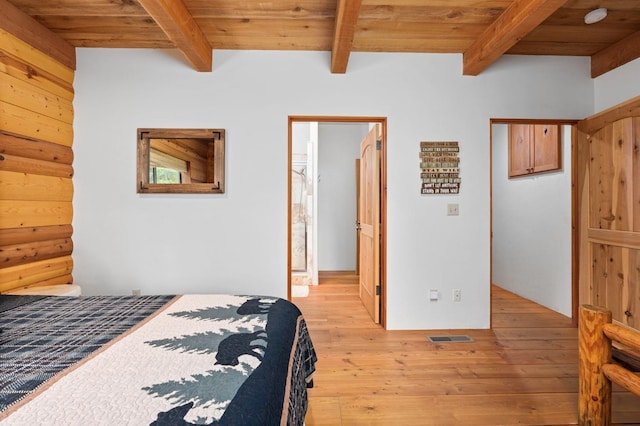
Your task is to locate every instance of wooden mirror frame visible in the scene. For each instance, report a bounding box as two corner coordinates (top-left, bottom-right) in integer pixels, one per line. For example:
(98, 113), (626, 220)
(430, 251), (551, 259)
(137, 128), (225, 194)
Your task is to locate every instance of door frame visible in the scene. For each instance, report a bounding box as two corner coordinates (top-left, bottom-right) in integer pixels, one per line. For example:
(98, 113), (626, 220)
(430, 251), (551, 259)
(287, 116), (388, 328)
(489, 118), (579, 327)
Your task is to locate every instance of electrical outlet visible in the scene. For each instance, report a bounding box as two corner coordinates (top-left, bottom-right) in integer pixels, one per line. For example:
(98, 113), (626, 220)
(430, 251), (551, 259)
(447, 203), (459, 216)
(429, 289), (439, 301)
(453, 289), (461, 302)
(132, 289), (141, 296)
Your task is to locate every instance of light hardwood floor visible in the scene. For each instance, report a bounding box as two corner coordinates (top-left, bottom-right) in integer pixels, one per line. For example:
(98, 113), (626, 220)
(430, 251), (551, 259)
(292, 271), (640, 425)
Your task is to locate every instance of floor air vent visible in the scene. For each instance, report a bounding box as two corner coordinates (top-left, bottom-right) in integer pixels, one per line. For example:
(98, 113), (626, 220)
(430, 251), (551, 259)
(427, 335), (474, 343)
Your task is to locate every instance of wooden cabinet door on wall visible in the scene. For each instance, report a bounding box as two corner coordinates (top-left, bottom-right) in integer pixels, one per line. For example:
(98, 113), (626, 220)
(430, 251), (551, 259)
(508, 124), (561, 177)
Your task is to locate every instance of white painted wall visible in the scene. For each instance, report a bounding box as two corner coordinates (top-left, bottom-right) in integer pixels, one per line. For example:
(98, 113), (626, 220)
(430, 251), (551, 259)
(594, 58), (640, 112)
(292, 122), (310, 155)
(492, 124), (572, 317)
(318, 123), (368, 271)
(73, 50), (594, 329)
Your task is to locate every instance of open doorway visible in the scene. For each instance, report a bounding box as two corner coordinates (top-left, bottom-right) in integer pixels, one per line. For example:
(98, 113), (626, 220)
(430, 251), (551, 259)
(490, 119), (578, 324)
(287, 116), (387, 327)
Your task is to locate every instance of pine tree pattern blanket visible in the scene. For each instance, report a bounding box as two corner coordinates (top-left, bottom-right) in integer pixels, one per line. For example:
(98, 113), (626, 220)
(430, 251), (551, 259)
(0, 294), (316, 425)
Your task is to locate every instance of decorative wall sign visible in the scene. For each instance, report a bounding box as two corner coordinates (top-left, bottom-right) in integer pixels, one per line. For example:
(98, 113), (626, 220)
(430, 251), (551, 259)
(420, 141), (461, 194)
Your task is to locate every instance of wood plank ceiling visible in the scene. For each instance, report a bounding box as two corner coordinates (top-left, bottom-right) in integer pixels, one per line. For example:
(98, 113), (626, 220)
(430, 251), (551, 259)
(4, 0), (640, 77)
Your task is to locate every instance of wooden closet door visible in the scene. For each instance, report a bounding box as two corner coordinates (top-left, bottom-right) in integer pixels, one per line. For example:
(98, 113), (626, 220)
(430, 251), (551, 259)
(586, 117), (640, 328)
(508, 124), (532, 177)
(533, 124), (561, 173)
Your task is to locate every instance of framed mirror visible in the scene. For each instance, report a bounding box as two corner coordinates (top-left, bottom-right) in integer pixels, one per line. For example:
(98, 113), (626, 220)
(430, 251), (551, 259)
(137, 128), (225, 193)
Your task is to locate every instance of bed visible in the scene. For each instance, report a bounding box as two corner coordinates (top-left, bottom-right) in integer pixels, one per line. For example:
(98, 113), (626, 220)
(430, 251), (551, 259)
(0, 293), (316, 425)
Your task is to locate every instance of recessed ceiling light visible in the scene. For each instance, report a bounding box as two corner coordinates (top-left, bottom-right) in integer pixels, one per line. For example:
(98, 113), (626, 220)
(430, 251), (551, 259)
(584, 7), (608, 24)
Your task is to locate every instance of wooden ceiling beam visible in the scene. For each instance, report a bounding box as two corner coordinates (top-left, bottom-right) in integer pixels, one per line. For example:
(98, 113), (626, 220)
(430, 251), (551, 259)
(0, 0), (76, 70)
(137, 0), (212, 72)
(591, 30), (640, 78)
(463, 0), (567, 76)
(331, 0), (363, 74)
(577, 95), (640, 135)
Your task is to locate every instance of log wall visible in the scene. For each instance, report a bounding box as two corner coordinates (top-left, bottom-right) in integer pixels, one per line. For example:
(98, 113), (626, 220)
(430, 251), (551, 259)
(0, 2), (76, 293)
(577, 97), (640, 330)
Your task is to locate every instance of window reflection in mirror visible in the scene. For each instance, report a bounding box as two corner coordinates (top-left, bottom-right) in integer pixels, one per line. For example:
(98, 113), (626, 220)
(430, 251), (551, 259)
(137, 128), (225, 193)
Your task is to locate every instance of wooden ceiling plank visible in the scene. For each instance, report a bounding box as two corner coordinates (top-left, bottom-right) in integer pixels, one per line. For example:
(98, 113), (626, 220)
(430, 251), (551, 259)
(462, 0), (567, 76)
(590, 30), (640, 78)
(189, 1), (336, 19)
(137, 0), (212, 72)
(331, 0), (363, 74)
(0, 0), (76, 70)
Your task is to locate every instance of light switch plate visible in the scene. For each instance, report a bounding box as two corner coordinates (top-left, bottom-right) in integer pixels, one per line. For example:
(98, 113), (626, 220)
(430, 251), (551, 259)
(447, 203), (459, 216)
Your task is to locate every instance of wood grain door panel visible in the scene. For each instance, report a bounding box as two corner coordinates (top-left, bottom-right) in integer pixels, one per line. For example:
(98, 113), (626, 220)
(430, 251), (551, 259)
(359, 125), (380, 324)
